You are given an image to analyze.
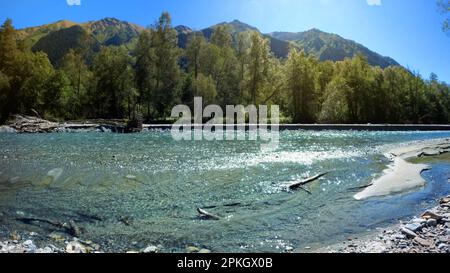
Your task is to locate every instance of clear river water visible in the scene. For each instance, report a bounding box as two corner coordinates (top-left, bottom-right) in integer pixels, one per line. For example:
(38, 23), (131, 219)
(1, 130), (450, 252)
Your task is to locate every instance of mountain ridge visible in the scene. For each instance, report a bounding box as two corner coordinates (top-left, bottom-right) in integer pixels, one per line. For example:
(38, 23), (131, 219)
(16, 18), (399, 68)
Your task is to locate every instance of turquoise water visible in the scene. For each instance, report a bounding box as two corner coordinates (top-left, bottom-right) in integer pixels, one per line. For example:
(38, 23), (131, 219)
(0, 130), (450, 252)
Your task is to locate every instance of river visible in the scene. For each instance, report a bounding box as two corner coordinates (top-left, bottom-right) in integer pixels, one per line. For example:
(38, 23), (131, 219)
(0, 130), (450, 252)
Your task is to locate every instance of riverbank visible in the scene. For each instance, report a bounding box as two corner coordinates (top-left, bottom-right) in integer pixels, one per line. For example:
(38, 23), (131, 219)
(309, 195), (450, 253)
(2, 115), (450, 133)
(355, 138), (450, 200)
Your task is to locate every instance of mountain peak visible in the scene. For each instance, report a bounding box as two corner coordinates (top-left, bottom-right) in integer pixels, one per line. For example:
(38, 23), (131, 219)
(175, 25), (193, 34)
(227, 20), (259, 32)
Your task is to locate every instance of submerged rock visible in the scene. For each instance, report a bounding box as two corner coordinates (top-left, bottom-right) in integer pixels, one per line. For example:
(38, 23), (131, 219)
(143, 245), (158, 253)
(66, 241), (87, 254)
(186, 246), (200, 253)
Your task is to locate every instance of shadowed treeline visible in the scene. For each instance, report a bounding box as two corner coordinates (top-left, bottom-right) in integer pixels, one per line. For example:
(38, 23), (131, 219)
(1, 12), (449, 125)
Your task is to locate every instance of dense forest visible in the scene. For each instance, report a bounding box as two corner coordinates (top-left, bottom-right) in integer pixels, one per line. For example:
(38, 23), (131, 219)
(1, 12), (450, 124)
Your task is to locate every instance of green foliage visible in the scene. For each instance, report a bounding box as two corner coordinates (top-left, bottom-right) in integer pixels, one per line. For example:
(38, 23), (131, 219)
(32, 25), (99, 66)
(92, 46), (135, 118)
(194, 73), (217, 106)
(319, 76), (350, 123)
(1, 15), (450, 125)
(438, 0), (450, 34)
(135, 12), (181, 120)
(284, 49), (318, 123)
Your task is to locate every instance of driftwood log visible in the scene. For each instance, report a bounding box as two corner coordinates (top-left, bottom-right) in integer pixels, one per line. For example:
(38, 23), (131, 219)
(347, 183), (374, 191)
(197, 208), (221, 220)
(16, 217), (83, 237)
(287, 172), (329, 191)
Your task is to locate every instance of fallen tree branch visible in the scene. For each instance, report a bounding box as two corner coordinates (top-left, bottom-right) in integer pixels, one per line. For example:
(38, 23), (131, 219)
(197, 208), (221, 220)
(287, 172), (329, 191)
(347, 183), (374, 191)
(16, 217), (83, 237)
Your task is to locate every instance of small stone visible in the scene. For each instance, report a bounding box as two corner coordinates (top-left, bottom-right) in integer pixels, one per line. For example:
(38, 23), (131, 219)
(198, 249), (211, 254)
(438, 243), (448, 250)
(10, 231), (20, 241)
(427, 219), (438, 227)
(437, 236), (450, 243)
(143, 245), (158, 253)
(16, 211), (25, 216)
(23, 240), (37, 253)
(48, 233), (65, 242)
(66, 241), (87, 253)
(126, 251), (139, 254)
(401, 227), (418, 238)
(413, 237), (433, 247)
(421, 211), (443, 221)
(186, 246), (200, 253)
(403, 222), (422, 232)
(440, 197), (450, 205)
(36, 247), (53, 253)
(411, 218), (427, 225)
(393, 234), (406, 240)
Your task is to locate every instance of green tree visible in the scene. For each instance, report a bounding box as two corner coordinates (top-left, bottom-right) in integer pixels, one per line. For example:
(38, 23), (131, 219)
(92, 46), (135, 118)
(0, 19), (18, 75)
(149, 12), (181, 118)
(0, 71), (10, 122)
(245, 32), (272, 105)
(319, 76), (350, 123)
(438, 0), (450, 34)
(60, 49), (92, 118)
(42, 70), (71, 119)
(194, 73), (217, 106)
(335, 54), (372, 123)
(17, 51), (54, 115)
(284, 48), (318, 123)
(135, 29), (155, 118)
(186, 32), (206, 91)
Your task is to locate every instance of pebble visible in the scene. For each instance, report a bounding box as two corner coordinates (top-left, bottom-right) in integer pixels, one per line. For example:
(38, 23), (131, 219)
(438, 243), (448, 250)
(198, 249), (211, 254)
(427, 219), (438, 227)
(48, 233), (65, 242)
(403, 222), (423, 232)
(143, 245), (158, 253)
(392, 234), (406, 240)
(186, 246), (200, 253)
(66, 241), (87, 254)
(401, 227), (418, 238)
(413, 237), (433, 247)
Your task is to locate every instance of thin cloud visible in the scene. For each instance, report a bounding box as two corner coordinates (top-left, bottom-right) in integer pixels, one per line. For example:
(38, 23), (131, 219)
(67, 0), (81, 6)
(367, 0), (381, 6)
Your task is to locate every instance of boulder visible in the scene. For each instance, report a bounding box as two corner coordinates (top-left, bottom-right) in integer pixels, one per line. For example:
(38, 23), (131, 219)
(421, 211), (443, 221)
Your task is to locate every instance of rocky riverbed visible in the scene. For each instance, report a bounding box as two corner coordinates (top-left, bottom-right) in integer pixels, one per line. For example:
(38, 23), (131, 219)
(2, 196), (449, 253)
(311, 195), (450, 253)
(0, 230), (210, 254)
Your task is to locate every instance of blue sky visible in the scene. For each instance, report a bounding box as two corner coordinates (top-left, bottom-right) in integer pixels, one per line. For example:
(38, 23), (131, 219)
(1, 0), (449, 83)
